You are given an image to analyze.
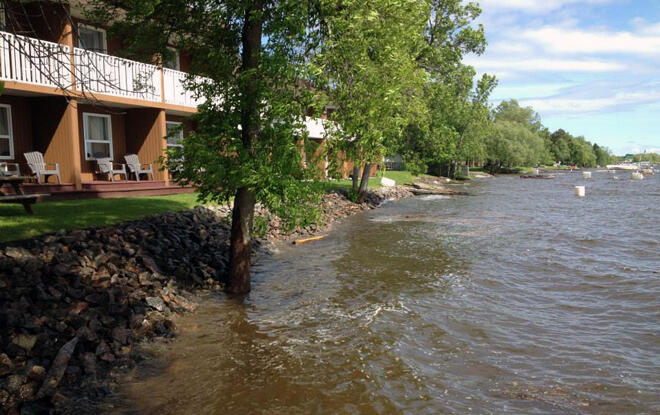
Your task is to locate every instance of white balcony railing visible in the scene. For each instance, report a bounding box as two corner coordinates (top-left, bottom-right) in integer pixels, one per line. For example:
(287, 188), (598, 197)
(74, 48), (162, 102)
(163, 68), (205, 108)
(0, 30), (203, 109)
(0, 31), (71, 88)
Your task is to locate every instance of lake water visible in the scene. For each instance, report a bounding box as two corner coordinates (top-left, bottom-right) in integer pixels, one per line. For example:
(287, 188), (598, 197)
(116, 171), (659, 414)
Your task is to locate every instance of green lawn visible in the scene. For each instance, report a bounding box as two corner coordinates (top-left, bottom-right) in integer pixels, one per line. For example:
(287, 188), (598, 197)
(322, 170), (421, 192)
(0, 193), (204, 243)
(1, 170), (422, 244)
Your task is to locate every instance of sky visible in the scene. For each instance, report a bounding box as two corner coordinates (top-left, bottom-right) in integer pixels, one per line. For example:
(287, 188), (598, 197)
(465, 0), (660, 155)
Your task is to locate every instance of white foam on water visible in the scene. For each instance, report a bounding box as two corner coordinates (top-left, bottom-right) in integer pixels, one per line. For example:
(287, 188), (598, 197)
(419, 195), (450, 201)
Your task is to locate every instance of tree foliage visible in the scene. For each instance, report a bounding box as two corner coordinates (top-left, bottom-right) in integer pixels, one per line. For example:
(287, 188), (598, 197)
(314, 0), (429, 200)
(88, 0), (329, 292)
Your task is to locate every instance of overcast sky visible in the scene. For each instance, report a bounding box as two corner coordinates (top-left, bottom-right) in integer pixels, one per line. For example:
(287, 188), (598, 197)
(467, 0), (660, 155)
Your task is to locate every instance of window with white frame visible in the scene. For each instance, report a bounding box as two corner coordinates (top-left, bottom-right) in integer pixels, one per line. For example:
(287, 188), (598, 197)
(163, 47), (180, 71)
(0, 105), (14, 160)
(166, 121), (184, 148)
(78, 24), (107, 53)
(83, 113), (113, 160)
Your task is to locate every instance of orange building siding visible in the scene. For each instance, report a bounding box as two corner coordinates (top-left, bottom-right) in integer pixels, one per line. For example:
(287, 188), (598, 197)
(127, 108), (168, 181)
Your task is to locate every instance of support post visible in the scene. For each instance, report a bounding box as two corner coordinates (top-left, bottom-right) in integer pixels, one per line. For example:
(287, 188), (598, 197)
(126, 108), (169, 184)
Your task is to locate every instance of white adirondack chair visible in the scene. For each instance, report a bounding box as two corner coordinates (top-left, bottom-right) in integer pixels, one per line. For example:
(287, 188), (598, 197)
(124, 154), (154, 181)
(96, 158), (127, 182)
(24, 151), (61, 184)
(0, 162), (21, 176)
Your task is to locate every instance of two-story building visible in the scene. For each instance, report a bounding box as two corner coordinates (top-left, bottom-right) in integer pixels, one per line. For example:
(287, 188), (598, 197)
(0, 0), (204, 198)
(0, 0), (370, 199)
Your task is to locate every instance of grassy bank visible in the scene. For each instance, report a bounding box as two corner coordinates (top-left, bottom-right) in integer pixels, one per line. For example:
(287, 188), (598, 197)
(322, 170), (421, 192)
(0, 193), (202, 243)
(1, 171), (421, 243)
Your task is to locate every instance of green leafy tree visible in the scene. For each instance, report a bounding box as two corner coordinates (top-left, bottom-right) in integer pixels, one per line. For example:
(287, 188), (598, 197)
(315, 0), (429, 202)
(402, 0), (491, 177)
(88, 0), (326, 293)
(593, 143), (613, 167)
(568, 137), (597, 167)
(550, 129), (572, 164)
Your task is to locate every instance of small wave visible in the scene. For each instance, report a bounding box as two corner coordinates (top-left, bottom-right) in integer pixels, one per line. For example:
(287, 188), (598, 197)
(419, 195), (451, 201)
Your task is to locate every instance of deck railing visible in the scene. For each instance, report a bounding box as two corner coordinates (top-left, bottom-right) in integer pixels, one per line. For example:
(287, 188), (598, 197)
(163, 68), (205, 108)
(0, 30), (203, 109)
(0, 31), (71, 88)
(74, 48), (162, 102)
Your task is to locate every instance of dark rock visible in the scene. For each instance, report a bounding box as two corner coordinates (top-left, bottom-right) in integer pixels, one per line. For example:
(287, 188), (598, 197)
(0, 389), (10, 407)
(5, 375), (25, 393)
(18, 400), (49, 415)
(11, 334), (37, 352)
(145, 297), (166, 312)
(0, 353), (13, 376)
(68, 302), (88, 315)
(51, 264), (70, 278)
(16, 382), (35, 401)
(5, 247), (32, 260)
(27, 366), (47, 383)
(51, 392), (69, 408)
(111, 327), (130, 345)
(94, 341), (111, 357)
(35, 336), (78, 399)
(81, 353), (96, 375)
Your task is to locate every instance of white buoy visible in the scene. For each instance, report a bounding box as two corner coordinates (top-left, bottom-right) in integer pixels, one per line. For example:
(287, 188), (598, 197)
(574, 185), (586, 197)
(582, 171), (592, 179)
(631, 172), (644, 180)
(380, 177), (396, 187)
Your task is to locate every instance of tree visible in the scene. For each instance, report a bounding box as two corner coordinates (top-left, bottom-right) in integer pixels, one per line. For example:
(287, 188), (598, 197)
(550, 129), (572, 164)
(316, 0), (428, 202)
(493, 99), (543, 132)
(593, 143), (613, 167)
(568, 137), (596, 167)
(402, 0), (491, 178)
(88, 0), (325, 293)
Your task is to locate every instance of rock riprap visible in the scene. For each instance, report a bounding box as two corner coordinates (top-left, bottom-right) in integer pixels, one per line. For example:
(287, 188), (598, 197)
(0, 185), (413, 413)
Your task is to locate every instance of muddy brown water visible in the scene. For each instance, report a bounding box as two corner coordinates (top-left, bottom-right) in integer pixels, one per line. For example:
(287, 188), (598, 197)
(112, 171), (659, 414)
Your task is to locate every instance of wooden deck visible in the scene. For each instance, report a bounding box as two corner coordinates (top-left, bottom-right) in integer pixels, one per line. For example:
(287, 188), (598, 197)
(1, 180), (194, 200)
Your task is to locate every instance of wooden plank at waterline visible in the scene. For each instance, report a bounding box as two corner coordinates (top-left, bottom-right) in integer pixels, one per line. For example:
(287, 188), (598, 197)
(293, 234), (328, 245)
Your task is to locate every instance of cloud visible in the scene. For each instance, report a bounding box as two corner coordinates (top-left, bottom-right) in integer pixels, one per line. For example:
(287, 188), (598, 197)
(630, 18), (660, 35)
(518, 81), (660, 115)
(478, 0), (615, 14)
(465, 57), (626, 73)
(521, 26), (660, 56)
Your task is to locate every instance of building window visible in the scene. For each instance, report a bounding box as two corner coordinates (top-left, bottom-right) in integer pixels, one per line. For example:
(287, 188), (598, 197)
(163, 47), (180, 71)
(166, 121), (184, 148)
(0, 4), (6, 30)
(78, 24), (107, 53)
(0, 105), (13, 160)
(83, 113), (113, 160)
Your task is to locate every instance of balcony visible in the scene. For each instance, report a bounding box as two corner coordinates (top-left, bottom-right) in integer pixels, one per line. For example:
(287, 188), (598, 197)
(0, 31), (203, 110)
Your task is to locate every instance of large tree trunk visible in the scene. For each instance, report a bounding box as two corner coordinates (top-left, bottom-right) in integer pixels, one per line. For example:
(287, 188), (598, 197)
(351, 165), (360, 193)
(226, 0), (263, 294)
(227, 187), (256, 294)
(356, 162), (371, 203)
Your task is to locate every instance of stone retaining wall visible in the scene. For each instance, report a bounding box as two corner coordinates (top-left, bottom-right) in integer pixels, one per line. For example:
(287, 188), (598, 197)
(0, 186), (413, 413)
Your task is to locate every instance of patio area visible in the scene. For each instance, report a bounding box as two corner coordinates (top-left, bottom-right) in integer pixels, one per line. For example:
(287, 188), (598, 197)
(0, 179), (194, 200)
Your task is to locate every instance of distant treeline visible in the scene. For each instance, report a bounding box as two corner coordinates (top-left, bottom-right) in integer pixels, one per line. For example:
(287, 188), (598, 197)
(484, 100), (614, 172)
(625, 153), (660, 163)
(400, 99), (615, 176)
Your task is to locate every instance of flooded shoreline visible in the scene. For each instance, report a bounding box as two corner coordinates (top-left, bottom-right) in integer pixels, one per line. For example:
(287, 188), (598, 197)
(115, 172), (659, 414)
